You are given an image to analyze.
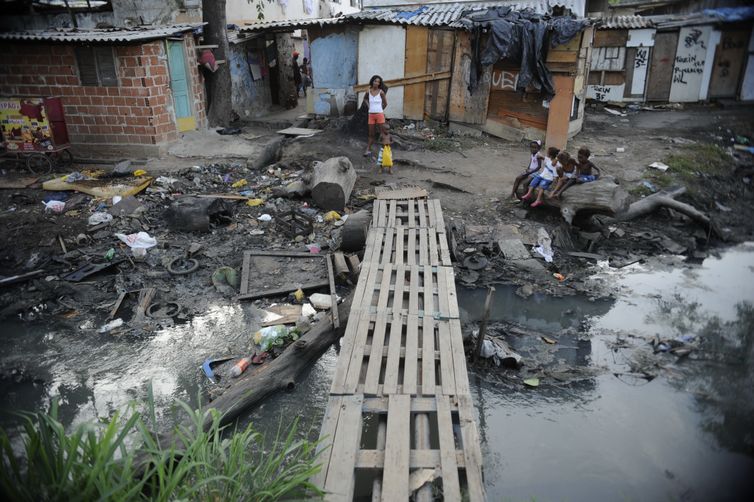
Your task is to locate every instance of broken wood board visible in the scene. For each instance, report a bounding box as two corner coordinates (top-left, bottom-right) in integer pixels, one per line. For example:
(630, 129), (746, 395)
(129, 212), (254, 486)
(276, 127), (323, 137)
(376, 187), (429, 200)
(238, 251), (329, 302)
(0, 176), (38, 189)
(262, 304), (303, 326)
(43, 176), (153, 199)
(497, 239), (531, 260)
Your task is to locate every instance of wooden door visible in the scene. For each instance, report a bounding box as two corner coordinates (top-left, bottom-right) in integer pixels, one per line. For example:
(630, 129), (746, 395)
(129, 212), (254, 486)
(403, 26), (428, 120)
(424, 29), (454, 120)
(709, 30), (749, 98)
(646, 31), (678, 101)
(167, 40), (196, 131)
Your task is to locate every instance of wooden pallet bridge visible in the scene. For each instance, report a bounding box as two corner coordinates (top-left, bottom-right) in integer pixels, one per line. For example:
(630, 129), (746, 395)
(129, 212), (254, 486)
(313, 197), (485, 501)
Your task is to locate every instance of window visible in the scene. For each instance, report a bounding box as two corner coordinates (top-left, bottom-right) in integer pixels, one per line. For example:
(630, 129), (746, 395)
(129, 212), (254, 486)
(75, 47), (118, 86)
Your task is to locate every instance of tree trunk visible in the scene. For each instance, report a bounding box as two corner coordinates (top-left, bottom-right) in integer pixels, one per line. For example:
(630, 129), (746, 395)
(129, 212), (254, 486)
(274, 33), (298, 109)
(544, 178), (632, 224)
(200, 294), (353, 430)
(307, 156), (358, 211)
(202, 0), (233, 128)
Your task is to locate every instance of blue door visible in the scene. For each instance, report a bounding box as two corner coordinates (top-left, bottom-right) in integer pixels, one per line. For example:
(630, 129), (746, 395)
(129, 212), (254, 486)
(167, 40), (195, 131)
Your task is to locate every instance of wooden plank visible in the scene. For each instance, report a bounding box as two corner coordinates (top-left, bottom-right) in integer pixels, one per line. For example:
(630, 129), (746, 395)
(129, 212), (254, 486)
(393, 263), (406, 314)
(407, 228), (417, 266)
(436, 265), (450, 318)
(408, 264), (420, 314)
(421, 316), (435, 395)
(458, 395), (486, 502)
(240, 251), (251, 295)
(428, 228), (438, 266)
(362, 227), (380, 264)
(330, 313), (367, 394)
(403, 314), (419, 395)
(449, 319), (470, 395)
(382, 227), (394, 266)
(312, 395), (343, 489)
(388, 199), (397, 227)
(448, 31), (490, 124)
(445, 266), (459, 319)
(395, 227), (405, 266)
(381, 395), (411, 501)
(417, 199), (427, 227)
(364, 313), (389, 396)
(357, 261), (382, 311)
(376, 187), (428, 200)
(408, 199), (415, 228)
(422, 265), (434, 316)
(235, 280), (329, 302)
(437, 320), (456, 395)
(344, 314), (375, 394)
(593, 29), (628, 48)
(362, 396), (442, 414)
(404, 26), (429, 120)
(323, 395), (364, 501)
(383, 311), (404, 394)
(438, 229), (451, 265)
(327, 254), (339, 329)
(436, 395), (462, 499)
(354, 70), (451, 93)
(425, 29), (454, 120)
(646, 31), (678, 102)
(419, 228), (428, 265)
(351, 259), (379, 308)
(432, 199), (445, 230)
(377, 263), (393, 311)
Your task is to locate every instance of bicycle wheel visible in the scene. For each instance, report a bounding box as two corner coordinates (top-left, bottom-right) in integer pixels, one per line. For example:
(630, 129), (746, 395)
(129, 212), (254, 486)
(26, 153), (53, 174)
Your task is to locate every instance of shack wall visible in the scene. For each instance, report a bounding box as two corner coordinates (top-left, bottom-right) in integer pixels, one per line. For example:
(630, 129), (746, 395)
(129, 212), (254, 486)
(306, 25), (359, 116)
(229, 41), (273, 119)
(358, 25), (406, 119)
(0, 33), (205, 157)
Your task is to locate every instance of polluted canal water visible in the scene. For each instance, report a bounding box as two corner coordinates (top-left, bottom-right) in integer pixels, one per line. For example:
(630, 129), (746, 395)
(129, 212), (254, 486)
(1, 244), (754, 501)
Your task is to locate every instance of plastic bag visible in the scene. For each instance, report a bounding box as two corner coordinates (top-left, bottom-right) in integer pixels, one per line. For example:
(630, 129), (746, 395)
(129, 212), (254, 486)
(254, 325), (290, 352)
(115, 231), (157, 249)
(88, 212), (113, 225)
(381, 145), (393, 167)
(43, 200), (66, 213)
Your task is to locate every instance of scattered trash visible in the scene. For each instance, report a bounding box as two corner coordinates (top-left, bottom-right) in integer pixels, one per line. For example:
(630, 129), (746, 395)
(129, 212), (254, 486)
(133, 169), (147, 177)
(523, 378), (540, 388)
(553, 273), (565, 281)
(715, 201), (732, 212)
(109, 196), (144, 217)
(642, 180), (658, 192)
(253, 325), (299, 352)
(167, 257), (200, 275)
(604, 107), (626, 117)
(43, 200), (66, 213)
(616, 147), (626, 153)
(306, 244), (321, 254)
(65, 172), (86, 183)
(324, 210), (341, 222)
(246, 198), (264, 207)
(293, 288), (305, 302)
(115, 232), (157, 251)
(155, 176), (178, 187)
(87, 212), (113, 226)
(112, 160), (132, 177)
(541, 336), (557, 344)
(229, 357), (251, 377)
(62, 259), (125, 282)
(211, 266), (239, 295)
(257, 214), (272, 222)
(301, 303), (317, 317)
(217, 127), (242, 135)
(277, 210), (314, 237)
(648, 161), (669, 172)
(479, 336), (522, 367)
(202, 356), (237, 383)
(463, 255), (489, 271)
(534, 228), (553, 263)
(250, 229), (265, 235)
(309, 293), (334, 310)
(98, 318), (124, 334)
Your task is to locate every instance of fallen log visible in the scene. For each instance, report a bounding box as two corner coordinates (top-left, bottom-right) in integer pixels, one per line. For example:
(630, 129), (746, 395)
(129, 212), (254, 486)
(307, 156), (357, 211)
(200, 293), (353, 430)
(541, 177), (631, 224)
(617, 187), (723, 239)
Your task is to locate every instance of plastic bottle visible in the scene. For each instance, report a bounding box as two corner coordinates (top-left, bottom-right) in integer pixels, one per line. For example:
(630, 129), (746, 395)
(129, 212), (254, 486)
(229, 357), (251, 378)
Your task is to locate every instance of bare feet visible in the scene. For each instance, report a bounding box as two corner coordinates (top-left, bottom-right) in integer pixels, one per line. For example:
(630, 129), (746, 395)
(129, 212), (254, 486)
(531, 200), (543, 208)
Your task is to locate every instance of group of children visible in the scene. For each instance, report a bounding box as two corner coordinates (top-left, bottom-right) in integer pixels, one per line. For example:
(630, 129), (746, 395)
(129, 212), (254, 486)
(512, 140), (600, 207)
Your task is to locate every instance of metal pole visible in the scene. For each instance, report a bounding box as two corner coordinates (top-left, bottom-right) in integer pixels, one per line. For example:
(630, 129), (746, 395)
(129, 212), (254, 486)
(473, 286), (495, 363)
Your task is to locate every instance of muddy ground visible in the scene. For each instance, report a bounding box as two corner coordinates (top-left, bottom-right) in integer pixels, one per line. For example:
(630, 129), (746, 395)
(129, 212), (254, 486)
(0, 102), (752, 399)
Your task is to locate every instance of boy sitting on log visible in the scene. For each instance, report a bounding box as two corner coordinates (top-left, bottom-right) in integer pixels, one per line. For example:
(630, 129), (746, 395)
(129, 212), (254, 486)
(549, 147), (601, 199)
(511, 140), (544, 199)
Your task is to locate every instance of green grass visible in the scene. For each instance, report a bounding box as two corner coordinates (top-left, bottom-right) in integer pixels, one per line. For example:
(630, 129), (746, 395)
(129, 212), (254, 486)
(0, 387), (324, 501)
(664, 144), (730, 182)
(425, 137), (460, 152)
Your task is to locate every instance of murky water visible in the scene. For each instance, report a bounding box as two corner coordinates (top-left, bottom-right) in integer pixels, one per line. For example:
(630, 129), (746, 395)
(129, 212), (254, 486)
(2, 244), (753, 500)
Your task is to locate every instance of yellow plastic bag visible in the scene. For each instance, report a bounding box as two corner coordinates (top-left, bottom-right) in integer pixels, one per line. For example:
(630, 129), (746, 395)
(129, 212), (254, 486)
(133, 169), (147, 177)
(246, 198), (264, 207)
(324, 210), (341, 222)
(231, 179), (248, 188)
(381, 145), (393, 168)
(293, 288), (305, 302)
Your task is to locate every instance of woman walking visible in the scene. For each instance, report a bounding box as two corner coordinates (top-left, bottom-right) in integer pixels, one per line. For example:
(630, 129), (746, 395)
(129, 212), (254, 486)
(362, 75), (387, 156)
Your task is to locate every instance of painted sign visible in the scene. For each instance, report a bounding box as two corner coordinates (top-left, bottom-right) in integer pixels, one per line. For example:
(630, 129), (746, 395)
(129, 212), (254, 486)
(491, 70), (519, 91)
(669, 26), (712, 102)
(627, 29), (656, 48)
(0, 98), (54, 152)
(586, 84), (625, 102)
(631, 47), (650, 95)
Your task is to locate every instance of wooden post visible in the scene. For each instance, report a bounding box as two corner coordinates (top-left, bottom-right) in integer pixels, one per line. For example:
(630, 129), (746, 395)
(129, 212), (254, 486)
(473, 287), (495, 363)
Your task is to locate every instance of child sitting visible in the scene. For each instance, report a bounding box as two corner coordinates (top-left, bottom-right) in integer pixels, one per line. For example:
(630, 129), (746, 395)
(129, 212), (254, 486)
(549, 154), (577, 199)
(576, 146), (600, 183)
(511, 140), (544, 199)
(522, 146), (559, 207)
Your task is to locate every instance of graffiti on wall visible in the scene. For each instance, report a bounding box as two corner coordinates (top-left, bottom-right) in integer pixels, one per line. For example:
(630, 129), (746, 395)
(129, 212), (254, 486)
(669, 26), (712, 102)
(491, 70), (518, 91)
(586, 84), (625, 102)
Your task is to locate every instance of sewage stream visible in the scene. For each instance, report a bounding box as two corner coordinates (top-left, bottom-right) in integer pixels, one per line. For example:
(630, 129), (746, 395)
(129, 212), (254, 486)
(1, 244), (753, 500)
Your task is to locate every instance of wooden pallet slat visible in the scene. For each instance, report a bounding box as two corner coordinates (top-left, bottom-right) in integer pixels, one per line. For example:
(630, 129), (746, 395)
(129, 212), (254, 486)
(418, 199), (427, 228)
(437, 395), (462, 499)
(458, 394), (486, 502)
(421, 316), (435, 395)
(344, 314), (375, 394)
(407, 199), (415, 228)
(449, 319), (470, 395)
(330, 315), (365, 394)
(395, 227), (405, 265)
(388, 199), (397, 227)
(437, 319), (456, 396)
(383, 311), (404, 394)
(381, 395), (411, 501)
(403, 314), (419, 395)
(322, 395), (364, 501)
(407, 228), (417, 266)
(364, 313), (389, 396)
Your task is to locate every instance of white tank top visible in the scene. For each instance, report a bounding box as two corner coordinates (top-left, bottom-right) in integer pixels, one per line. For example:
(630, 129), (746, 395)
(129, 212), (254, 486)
(529, 154), (540, 171)
(368, 91), (383, 113)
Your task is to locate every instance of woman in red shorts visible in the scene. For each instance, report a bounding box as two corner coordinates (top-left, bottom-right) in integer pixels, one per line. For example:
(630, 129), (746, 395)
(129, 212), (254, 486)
(362, 75), (388, 156)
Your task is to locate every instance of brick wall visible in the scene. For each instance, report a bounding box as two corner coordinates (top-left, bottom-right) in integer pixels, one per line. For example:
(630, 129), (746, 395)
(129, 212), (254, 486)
(0, 33), (206, 155)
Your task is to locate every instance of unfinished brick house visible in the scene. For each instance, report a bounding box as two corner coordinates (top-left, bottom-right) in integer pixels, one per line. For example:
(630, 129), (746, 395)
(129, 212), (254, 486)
(0, 25), (206, 157)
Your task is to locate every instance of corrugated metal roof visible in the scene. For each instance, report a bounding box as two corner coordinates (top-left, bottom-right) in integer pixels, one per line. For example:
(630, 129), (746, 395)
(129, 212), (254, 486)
(0, 24), (203, 43)
(597, 15), (655, 29)
(239, 1), (586, 33)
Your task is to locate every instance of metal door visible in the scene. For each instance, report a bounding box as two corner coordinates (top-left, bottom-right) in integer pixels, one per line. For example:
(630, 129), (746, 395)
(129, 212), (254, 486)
(167, 40), (196, 132)
(709, 30), (749, 98)
(646, 31), (679, 101)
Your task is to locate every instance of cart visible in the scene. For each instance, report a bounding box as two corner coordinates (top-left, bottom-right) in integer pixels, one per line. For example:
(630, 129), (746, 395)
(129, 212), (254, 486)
(0, 96), (73, 174)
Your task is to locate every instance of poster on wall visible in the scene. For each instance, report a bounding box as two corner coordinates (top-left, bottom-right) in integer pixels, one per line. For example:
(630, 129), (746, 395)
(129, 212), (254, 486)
(0, 98), (54, 152)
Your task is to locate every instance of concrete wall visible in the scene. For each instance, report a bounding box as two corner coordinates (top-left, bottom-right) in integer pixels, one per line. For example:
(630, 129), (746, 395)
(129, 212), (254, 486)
(0, 33), (206, 156)
(358, 25), (406, 119)
(227, 0), (320, 25)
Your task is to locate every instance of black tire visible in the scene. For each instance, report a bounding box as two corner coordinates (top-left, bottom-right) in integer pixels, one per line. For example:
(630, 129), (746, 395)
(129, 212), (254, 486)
(26, 153), (53, 174)
(54, 149), (74, 169)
